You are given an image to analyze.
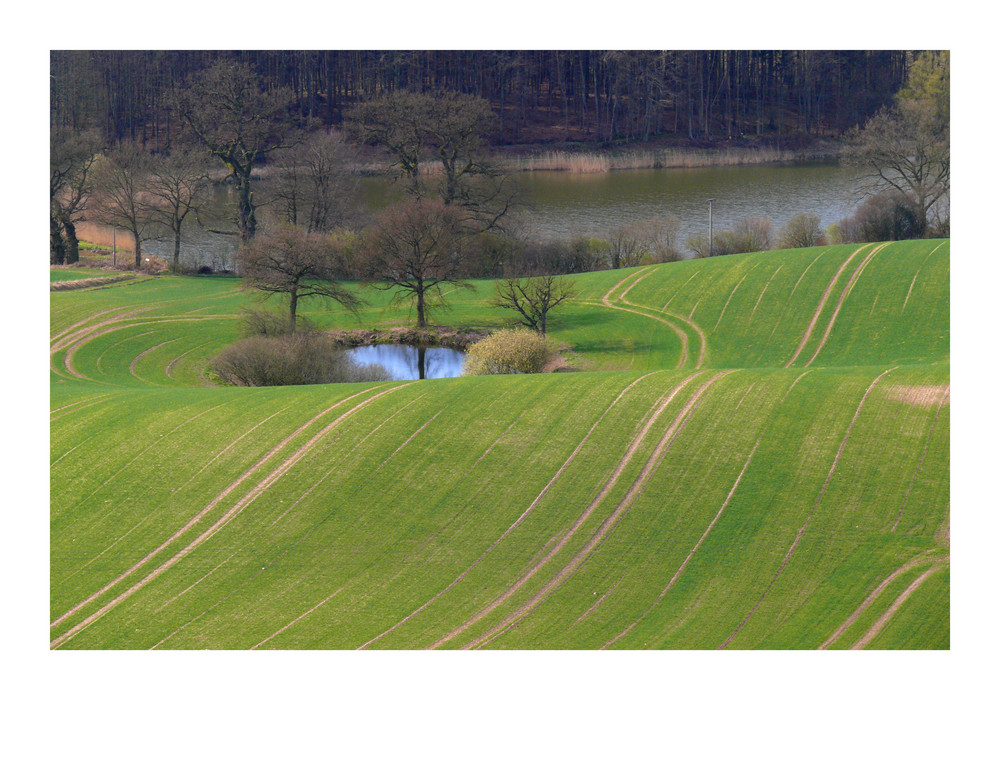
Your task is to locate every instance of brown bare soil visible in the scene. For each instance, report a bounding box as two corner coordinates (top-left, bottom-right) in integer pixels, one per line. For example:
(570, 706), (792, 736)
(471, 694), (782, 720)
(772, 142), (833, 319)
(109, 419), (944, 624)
(886, 384), (950, 409)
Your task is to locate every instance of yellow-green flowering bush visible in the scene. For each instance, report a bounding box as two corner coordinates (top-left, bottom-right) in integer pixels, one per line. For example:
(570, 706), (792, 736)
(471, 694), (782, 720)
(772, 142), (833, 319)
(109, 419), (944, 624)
(462, 329), (553, 375)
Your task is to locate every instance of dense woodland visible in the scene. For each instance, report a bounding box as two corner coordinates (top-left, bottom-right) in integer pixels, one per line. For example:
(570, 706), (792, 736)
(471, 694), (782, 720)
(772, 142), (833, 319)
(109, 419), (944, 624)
(51, 50), (913, 148)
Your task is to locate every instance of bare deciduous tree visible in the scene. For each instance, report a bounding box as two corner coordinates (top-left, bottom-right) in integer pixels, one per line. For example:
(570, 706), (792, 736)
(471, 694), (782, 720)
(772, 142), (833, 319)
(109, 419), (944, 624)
(90, 142), (158, 269)
(493, 275), (577, 336)
(238, 223), (362, 332)
(50, 129), (101, 264)
(146, 146), (213, 272)
(174, 61), (297, 241)
(349, 90), (519, 231)
(266, 131), (363, 233)
(359, 198), (472, 328)
(843, 51), (949, 231)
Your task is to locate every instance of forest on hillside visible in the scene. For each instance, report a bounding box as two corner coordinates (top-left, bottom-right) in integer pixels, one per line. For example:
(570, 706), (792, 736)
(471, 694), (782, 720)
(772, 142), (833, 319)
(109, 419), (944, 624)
(51, 50), (914, 148)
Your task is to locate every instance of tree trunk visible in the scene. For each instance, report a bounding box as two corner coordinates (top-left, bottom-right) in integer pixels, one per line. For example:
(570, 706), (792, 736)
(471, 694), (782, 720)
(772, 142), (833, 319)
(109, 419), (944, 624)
(62, 218), (80, 264)
(416, 289), (426, 328)
(289, 288), (298, 332)
(133, 230), (143, 270)
(172, 228), (182, 273)
(50, 215), (66, 265)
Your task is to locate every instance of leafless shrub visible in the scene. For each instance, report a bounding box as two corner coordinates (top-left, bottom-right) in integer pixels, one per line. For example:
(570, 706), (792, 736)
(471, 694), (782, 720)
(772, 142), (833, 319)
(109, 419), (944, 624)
(777, 213), (827, 249)
(210, 332), (389, 386)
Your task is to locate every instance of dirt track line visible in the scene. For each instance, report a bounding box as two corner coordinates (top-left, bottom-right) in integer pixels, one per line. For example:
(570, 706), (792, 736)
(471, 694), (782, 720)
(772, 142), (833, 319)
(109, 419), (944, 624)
(902, 240), (946, 312)
(153, 397), (423, 642)
(573, 578), (623, 625)
(782, 369), (814, 400)
(469, 408), (530, 471)
(128, 338), (179, 383)
(58, 398), (239, 528)
(717, 367), (895, 649)
(817, 552), (945, 649)
(601, 300), (690, 368)
(603, 438), (760, 649)
(748, 266), (783, 324)
(251, 579), (354, 649)
(662, 270), (702, 311)
(784, 244), (872, 367)
(52, 384), (407, 649)
(802, 242), (891, 368)
(602, 267), (656, 304)
(358, 372), (662, 650)
(466, 371), (732, 650)
(51, 384), (386, 632)
(57, 406), (296, 587)
(165, 344), (208, 379)
(893, 385), (950, 532)
(371, 409), (444, 475)
(426, 372), (704, 650)
(617, 266), (660, 302)
(712, 274), (748, 333)
(50, 395), (113, 422)
(850, 564), (945, 649)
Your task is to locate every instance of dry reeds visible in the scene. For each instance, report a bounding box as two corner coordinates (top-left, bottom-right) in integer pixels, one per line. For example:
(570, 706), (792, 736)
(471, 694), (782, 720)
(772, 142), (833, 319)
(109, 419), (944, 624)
(505, 147), (823, 174)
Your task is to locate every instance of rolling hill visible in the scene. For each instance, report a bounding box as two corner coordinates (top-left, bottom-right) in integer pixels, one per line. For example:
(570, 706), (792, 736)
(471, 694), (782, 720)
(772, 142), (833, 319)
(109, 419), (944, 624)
(49, 239), (950, 649)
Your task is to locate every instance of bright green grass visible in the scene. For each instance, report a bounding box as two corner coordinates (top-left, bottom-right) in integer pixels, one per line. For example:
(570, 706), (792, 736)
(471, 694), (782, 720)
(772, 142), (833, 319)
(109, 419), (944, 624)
(49, 239), (950, 649)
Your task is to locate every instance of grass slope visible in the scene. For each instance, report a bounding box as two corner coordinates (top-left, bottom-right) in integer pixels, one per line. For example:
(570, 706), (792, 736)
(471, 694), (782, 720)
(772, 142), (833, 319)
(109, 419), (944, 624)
(50, 239), (950, 649)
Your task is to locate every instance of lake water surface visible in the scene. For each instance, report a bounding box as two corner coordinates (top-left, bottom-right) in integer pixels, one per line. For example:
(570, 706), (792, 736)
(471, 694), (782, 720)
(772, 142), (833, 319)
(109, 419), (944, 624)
(142, 162), (862, 269)
(350, 344), (466, 380)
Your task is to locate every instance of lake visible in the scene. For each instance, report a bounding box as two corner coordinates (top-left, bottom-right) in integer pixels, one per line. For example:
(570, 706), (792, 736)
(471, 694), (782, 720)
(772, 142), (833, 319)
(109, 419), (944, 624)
(139, 161), (862, 270)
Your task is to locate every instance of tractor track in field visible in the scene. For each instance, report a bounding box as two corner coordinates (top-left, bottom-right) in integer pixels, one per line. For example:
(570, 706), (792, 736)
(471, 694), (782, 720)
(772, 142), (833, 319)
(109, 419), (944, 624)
(662, 270), (702, 311)
(893, 385), (949, 532)
(357, 372), (662, 650)
(850, 563), (946, 649)
(748, 266), (784, 324)
(50, 394), (113, 421)
(424, 371), (704, 650)
(584, 294), (693, 369)
(128, 339), (180, 383)
(465, 371), (732, 650)
(251, 579), (355, 649)
(603, 438), (760, 649)
(785, 244), (872, 368)
(56, 397), (242, 527)
(152, 396), (426, 646)
(817, 552), (947, 649)
(902, 240), (947, 312)
(717, 367), (895, 649)
(51, 383), (401, 644)
(801, 242), (891, 368)
(713, 273), (748, 333)
(55, 406), (296, 587)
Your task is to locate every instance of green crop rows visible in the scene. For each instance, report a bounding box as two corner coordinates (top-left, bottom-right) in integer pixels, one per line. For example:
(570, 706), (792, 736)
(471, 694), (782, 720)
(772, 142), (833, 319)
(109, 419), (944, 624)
(50, 239), (950, 649)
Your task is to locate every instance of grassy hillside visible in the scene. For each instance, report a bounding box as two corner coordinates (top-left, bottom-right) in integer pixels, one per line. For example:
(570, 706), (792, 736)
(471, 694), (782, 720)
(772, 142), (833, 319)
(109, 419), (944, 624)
(49, 239), (950, 649)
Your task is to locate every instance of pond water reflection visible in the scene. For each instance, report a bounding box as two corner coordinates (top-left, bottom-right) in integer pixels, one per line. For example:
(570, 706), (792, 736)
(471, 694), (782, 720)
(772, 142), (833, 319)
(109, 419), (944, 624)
(349, 344), (466, 380)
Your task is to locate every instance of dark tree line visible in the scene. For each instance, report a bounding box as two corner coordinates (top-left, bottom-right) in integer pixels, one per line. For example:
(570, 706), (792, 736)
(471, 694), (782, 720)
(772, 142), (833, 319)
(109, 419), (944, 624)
(52, 50), (915, 148)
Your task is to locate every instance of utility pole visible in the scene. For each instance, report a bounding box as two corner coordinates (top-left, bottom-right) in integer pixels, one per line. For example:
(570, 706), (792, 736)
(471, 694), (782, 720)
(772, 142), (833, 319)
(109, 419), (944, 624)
(113, 226), (117, 268)
(707, 198), (715, 256)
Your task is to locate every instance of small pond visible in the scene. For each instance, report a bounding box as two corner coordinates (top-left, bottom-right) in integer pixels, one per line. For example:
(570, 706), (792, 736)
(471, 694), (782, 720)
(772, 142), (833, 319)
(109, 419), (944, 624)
(350, 344), (466, 380)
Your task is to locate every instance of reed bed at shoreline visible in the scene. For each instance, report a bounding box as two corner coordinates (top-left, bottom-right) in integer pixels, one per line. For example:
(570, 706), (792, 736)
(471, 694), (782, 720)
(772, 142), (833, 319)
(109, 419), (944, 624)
(504, 146), (840, 174)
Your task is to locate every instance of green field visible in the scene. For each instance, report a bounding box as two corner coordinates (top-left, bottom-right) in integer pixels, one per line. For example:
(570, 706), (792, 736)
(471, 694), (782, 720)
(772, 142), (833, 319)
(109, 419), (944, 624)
(49, 239), (950, 649)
